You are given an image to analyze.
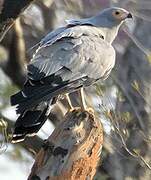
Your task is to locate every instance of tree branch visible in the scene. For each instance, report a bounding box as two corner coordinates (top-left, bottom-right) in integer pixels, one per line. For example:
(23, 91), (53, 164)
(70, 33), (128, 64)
(0, 0), (35, 41)
(28, 108), (103, 180)
(36, 0), (55, 32)
(0, 18), (27, 88)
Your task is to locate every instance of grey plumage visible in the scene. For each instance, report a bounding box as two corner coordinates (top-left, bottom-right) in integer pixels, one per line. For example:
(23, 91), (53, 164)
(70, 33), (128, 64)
(29, 26), (115, 80)
(11, 7), (132, 143)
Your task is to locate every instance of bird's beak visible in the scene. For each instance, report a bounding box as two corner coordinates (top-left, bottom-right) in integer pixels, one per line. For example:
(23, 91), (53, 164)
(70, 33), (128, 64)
(121, 12), (133, 20)
(127, 13), (133, 19)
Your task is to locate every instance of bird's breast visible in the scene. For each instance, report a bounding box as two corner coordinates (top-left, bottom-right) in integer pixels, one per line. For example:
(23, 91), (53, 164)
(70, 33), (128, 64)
(78, 35), (115, 80)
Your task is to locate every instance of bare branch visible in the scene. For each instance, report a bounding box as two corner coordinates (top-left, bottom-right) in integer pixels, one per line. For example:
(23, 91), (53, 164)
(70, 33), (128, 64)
(35, 0), (55, 31)
(112, 75), (145, 131)
(0, 19), (26, 88)
(123, 25), (150, 57)
(0, 0), (35, 41)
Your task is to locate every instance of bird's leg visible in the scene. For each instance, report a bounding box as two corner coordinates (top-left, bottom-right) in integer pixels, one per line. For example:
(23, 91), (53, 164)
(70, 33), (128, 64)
(78, 88), (87, 111)
(65, 93), (74, 111)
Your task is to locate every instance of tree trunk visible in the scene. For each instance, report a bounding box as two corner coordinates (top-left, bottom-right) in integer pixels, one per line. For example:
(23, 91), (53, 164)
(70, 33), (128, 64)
(28, 108), (103, 180)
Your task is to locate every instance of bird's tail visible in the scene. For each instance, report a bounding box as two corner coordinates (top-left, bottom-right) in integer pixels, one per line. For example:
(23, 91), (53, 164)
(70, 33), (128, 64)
(11, 99), (55, 143)
(11, 77), (83, 143)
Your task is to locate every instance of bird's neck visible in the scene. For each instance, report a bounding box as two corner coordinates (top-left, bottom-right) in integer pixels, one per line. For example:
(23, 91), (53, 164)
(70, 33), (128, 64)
(87, 15), (123, 44)
(98, 24), (121, 44)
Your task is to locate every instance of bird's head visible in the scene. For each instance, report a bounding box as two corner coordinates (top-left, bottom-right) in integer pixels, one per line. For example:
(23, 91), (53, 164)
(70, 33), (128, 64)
(91, 7), (132, 28)
(88, 7), (132, 43)
(103, 7), (132, 25)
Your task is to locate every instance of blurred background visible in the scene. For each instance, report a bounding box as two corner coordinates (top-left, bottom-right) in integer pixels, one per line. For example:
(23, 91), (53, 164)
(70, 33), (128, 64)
(0, 0), (151, 179)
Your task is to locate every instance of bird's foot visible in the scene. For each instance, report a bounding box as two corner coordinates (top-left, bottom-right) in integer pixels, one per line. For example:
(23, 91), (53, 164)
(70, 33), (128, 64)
(86, 107), (94, 114)
(68, 106), (75, 112)
(80, 106), (94, 113)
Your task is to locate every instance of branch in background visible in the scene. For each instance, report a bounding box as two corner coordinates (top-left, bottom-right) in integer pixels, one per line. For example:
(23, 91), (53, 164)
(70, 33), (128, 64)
(36, 0), (55, 32)
(0, 0), (35, 42)
(106, 109), (151, 170)
(0, 19), (26, 88)
(28, 109), (103, 180)
(123, 25), (150, 57)
(113, 76), (145, 131)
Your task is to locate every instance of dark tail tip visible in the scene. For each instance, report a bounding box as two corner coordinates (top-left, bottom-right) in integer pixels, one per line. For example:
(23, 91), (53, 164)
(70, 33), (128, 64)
(11, 134), (26, 143)
(11, 105), (49, 143)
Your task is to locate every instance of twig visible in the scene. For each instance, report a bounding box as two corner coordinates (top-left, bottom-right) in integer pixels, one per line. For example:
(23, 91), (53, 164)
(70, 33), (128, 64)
(123, 26), (150, 57)
(113, 76), (145, 131)
(108, 109), (151, 170)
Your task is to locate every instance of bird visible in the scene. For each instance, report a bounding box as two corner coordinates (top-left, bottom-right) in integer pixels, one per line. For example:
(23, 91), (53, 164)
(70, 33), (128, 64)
(11, 7), (132, 143)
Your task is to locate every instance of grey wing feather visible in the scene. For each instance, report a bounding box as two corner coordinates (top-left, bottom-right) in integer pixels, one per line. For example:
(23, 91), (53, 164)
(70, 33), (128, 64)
(28, 26), (84, 80)
(28, 26), (115, 82)
(39, 26), (83, 48)
(40, 26), (67, 47)
(29, 16), (93, 52)
(28, 38), (83, 80)
(41, 17), (94, 47)
(28, 27), (67, 52)
(65, 18), (90, 26)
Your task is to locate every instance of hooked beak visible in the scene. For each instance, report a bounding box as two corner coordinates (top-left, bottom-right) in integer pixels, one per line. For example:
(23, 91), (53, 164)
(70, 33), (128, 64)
(127, 13), (133, 19)
(121, 11), (133, 20)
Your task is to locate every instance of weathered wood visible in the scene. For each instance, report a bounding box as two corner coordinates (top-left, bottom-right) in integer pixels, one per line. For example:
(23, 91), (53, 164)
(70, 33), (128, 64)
(28, 108), (103, 180)
(0, 0), (35, 41)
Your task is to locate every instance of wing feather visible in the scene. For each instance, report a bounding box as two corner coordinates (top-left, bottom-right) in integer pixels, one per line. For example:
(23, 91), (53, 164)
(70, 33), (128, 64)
(28, 26), (115, 82)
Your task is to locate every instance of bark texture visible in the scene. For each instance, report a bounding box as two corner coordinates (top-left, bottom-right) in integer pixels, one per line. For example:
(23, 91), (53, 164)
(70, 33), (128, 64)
(28, 108), (103, 180)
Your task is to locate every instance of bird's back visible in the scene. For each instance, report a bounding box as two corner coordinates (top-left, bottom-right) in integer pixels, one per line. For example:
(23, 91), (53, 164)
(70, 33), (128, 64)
(30, 25), (115, 81)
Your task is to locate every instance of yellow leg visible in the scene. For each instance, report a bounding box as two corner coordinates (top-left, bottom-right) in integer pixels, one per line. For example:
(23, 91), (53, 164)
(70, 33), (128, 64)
(65, 93), (74, 110)
(78, 88), (87, 110)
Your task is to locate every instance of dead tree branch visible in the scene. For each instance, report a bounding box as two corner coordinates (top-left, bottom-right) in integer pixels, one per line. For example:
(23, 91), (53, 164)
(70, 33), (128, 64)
(1, 19), (26, 87)
(0, 0), (35, 41)
(28, 108), (103, 180)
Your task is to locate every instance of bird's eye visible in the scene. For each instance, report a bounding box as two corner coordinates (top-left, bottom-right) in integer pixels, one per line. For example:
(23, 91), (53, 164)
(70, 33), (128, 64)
(115, 11), (120, 15)
(112, 10), (122, 19)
